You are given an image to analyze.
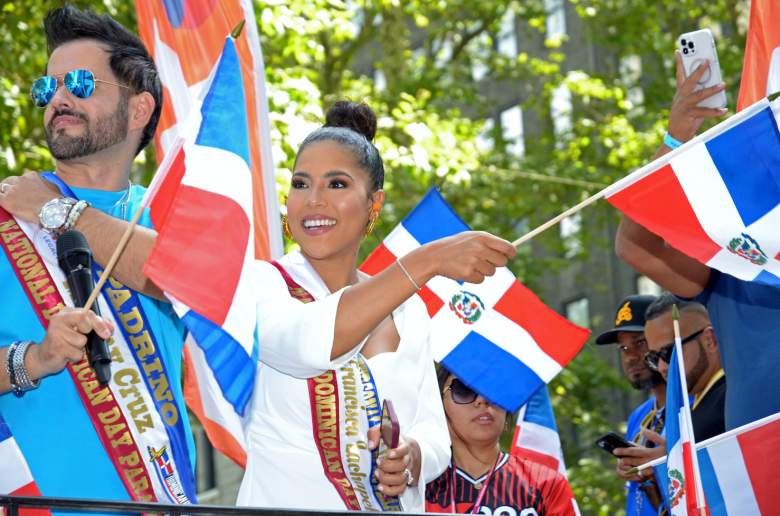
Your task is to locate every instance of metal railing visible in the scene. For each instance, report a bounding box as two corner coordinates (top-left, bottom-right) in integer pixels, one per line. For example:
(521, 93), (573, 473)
(0, 495), (389, 516)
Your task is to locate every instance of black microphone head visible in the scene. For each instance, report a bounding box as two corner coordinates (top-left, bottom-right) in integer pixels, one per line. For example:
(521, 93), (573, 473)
(57, 229), (92, 271)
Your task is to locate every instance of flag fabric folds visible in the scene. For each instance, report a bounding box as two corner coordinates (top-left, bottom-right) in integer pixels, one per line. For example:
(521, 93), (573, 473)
(606, 99), (780, 286)
(697, 412), (780, 515)
(511, 386), (567, 475)
(360, 189), (590, 412)
(737, 0), (780, 110)
(0, 412), (49, 514)
(143, 38), (257, 467)
(135, 0), (281, 259)
(661, 348), (706, 516)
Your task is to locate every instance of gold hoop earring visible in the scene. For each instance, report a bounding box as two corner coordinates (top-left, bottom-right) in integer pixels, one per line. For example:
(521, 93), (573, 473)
(365, 212), (378, 237)
(282, 214), (292, 239)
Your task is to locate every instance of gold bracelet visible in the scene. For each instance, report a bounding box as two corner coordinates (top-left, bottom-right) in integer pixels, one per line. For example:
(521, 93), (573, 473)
(396, 257), (421, 291)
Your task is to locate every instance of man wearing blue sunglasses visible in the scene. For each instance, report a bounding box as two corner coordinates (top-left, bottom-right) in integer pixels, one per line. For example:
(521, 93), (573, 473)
(0, 5), (197, 507)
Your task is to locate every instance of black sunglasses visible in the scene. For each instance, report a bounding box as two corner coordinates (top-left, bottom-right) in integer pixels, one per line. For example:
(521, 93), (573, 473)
(444, 378), (478, 405)
(644, 327), (707, 371)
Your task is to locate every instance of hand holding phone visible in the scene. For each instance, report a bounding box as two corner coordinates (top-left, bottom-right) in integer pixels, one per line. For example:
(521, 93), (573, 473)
(678, 29), (727, 109)
(595, 432), (637, 455)
(379, 399), (400, 456)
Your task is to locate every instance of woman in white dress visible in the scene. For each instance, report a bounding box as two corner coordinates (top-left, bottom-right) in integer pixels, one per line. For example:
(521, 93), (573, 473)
(238, 101), (516, 512)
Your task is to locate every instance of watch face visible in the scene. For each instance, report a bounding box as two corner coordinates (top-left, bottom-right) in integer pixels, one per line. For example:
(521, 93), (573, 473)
(40, 198), (74, 230)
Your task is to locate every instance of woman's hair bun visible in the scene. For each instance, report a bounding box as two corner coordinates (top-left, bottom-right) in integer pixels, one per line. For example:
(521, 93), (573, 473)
(324, 100), (377, 141)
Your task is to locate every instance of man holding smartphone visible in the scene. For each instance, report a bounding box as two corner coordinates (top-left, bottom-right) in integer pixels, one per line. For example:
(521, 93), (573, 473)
(595, 294), (665, 516)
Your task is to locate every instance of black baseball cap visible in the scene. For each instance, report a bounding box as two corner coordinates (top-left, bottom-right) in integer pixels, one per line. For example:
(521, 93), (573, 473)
(595, 295), (657, 345)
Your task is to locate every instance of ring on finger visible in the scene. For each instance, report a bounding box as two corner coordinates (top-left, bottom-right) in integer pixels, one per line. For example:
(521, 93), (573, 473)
(403, 468), (414, 486)
(0, 183), (8, 194)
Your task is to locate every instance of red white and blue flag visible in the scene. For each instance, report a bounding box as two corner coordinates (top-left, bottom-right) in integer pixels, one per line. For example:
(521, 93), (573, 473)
(661, 347), (707, 516)
(696, 412), (780, 515)
(143, 38), (257, 467)
(511, 386), (567, 475)
(737, 0), (780, 110)
(606, 99), (780, 286)
(135, 0), (282, 259)
(0, 412), (48, 514)
(360, 189), (590, 411)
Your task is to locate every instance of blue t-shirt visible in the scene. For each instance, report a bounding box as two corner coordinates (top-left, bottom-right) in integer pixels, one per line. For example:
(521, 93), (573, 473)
(624, 397), (664, 516)
(0, 183), (195, 502)
(698, 270), (780, 430)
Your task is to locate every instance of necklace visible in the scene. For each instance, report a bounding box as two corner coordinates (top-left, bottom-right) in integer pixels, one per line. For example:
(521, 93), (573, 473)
(450, 452), (502, 514)
(112, 180), (133, 221)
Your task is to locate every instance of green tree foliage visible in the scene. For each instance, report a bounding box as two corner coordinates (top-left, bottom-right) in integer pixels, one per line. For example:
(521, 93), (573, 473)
(1, 1), (749, 513)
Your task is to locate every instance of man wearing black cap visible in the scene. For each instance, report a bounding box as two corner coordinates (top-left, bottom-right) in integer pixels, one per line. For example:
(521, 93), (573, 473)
(596, 295), (665, 516)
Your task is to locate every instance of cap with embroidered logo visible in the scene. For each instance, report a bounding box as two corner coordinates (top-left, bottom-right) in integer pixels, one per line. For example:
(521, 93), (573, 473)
(595, 294), (656, 345)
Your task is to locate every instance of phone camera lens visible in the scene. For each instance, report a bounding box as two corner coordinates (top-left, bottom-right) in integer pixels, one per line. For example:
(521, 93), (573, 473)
(683, 48), (689, 54)
(688, 42), (695, 49)
(681, 39), (687, 45)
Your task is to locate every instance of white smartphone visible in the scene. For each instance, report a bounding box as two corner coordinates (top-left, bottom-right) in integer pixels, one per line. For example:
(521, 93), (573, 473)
(678, 29), (727, 109)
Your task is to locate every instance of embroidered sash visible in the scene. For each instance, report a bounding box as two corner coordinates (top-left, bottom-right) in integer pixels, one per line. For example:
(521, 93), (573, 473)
(270, 261), (401, 511)
(0, 206), (195, 504)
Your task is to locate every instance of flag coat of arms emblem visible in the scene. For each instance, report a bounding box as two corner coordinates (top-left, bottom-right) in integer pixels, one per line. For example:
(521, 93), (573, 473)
(606, 99), (780, 286)
(361, 189), (589, 412)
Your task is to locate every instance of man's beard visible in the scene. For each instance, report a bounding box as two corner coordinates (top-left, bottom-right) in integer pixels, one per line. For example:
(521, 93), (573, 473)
(631, 370), (665, 390)
(686, 344), (709, 390)
(45, 95), (129, 160)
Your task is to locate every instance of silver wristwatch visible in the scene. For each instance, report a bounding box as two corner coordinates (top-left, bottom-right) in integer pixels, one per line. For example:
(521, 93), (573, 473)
(39, 197), (78, 233)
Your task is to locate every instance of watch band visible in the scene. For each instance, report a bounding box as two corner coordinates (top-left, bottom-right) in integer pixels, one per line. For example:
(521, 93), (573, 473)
(63, 199), (90, 233)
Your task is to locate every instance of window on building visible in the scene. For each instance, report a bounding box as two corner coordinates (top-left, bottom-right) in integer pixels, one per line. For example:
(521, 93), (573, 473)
(636, 275), (663, 296)
(500, 105), (525, 157)
(472, 33), (492, 82)
(565, 297), (590, 328)
(551, 84), (572, 137)
(497, 10), (517, 58)
(560, 212), (582, 257)
(545, 0), (567, 38)
(619, 55), (644, 106)
(476, 117), (496, 153)
(373, 69), (386, 91)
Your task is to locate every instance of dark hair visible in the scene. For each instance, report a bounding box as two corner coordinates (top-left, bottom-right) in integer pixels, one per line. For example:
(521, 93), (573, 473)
(295, 101), (385, 192)
(44, 5), (162, 156)
(436, 363), (451, 397)
(645, 292), (708, 322)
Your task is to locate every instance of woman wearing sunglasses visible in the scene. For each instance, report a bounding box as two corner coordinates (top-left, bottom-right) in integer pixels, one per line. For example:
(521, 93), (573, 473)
(426, 367), (578, 515)
(236, 101), (517, 512)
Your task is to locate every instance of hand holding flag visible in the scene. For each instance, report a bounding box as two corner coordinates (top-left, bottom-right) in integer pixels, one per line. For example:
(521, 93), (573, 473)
(361, 189), (590, 412)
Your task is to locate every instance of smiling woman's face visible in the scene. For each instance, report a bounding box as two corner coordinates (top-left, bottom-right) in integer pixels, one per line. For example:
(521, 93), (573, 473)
(287, 140), (380, 262)
(442, 374), (507, 447)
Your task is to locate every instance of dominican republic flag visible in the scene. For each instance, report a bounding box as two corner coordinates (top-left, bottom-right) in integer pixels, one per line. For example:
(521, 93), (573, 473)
(737, 0), (780, 110)
(143, 38), (257, 467)
(135, 0), (282, 259)
(360, 189), (590, 412)
(0, 412), (49, 515)
(661, 347), (707, 516)
(605, 98), (780, 286)
(696, 411), (780, 515)
(511, 385), (567, 475)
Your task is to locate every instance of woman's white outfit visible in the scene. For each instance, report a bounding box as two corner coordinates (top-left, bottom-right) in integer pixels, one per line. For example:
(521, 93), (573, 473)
(237, 251), (450, 511)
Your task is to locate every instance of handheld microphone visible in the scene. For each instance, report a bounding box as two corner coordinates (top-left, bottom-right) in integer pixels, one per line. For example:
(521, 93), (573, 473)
(56, 230), (112, 385)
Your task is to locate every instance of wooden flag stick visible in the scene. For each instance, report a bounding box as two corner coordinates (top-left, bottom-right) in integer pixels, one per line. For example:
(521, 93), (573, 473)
(511, 188), (606, 248)
(83, 203), (146, 311)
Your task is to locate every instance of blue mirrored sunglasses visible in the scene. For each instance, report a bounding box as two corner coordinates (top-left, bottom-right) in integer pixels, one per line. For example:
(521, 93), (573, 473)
(30, 69), (128, 108)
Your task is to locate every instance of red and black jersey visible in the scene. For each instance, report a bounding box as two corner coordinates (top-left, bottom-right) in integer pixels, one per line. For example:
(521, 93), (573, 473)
(425, 453), (578, 515)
